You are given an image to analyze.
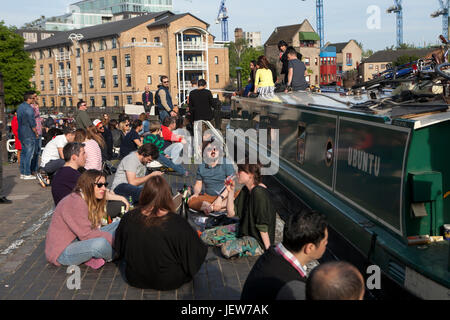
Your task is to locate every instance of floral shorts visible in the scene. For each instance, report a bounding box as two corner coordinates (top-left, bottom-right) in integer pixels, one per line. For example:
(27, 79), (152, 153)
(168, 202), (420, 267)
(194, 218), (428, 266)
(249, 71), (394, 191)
(201, 224), (264, 259)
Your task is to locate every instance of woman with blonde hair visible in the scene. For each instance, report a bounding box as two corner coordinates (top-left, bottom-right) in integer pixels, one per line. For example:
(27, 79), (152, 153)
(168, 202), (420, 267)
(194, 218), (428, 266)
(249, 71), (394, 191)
(114, 175), (207, 290)
(45, 169), (119, 269)
(74, 128), (102, 171)
(254, 55), (275, 99)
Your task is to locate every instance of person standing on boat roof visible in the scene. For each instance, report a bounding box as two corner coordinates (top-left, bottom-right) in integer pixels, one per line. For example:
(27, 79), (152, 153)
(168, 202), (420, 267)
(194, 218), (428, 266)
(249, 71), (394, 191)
(285, 47), (309, 92)
(278, 40), (303, 84)
(254, 55), (275, 99)
(241, 209), (328, 300)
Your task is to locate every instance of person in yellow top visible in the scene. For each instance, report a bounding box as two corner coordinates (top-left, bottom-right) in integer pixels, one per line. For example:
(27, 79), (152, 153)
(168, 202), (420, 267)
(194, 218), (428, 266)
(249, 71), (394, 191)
(254, 55), (275, 99)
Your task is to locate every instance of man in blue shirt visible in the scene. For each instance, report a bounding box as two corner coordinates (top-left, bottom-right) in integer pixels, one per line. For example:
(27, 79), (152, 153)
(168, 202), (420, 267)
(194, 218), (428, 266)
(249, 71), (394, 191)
(17, 91), (39, 180)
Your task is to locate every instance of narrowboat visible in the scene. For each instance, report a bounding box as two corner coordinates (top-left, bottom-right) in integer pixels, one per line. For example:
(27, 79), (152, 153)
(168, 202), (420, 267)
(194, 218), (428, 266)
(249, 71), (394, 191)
(229, 90), (450, 299)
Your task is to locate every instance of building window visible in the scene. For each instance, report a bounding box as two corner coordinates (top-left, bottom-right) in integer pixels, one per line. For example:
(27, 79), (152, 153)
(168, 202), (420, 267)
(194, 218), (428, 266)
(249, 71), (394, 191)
(77, 66), (81, 75)
(48, 49), (52, 58)
(76, 48), (80, 57)
(112, 56), (117, 69)
(158, 56), (162, 64)
(88, 59), (93, 70)
(51, 98), (55, 107)
(214, 56), (218, 64)
(215, 74), (219, 83)
(154, 37), (160, 43)
(127, 95), (132, 104)
(100, 76), (106, 88)
(143, 38), (147, 43)
(100, 40), (105, 51)
(100, 57), (105, 69)
(113, 75), (119, 87)
(40, 65), (43, 75)
(39, 50), (43, 59)
(78, 84), (82, 92)
(90, 97), (95, 107)
(305, 58), (310, 66)
(89, 77), (94, 88)
(40, 81), (45, 91)
(61, 98), (66, 107)
(112, 38), (117, 49)
(49, 80), (54, 90)
(102, 96), (107, 107)
(147, 75), (152, 85)
(69, 97), (73, 107)
(315, 57), (318, 66)
(87, 42), (92, 52)
(131, 37), (136, 43)
(66, 61), (71, 70)
(126, 74), (132, 87)
(114, 96), (119, 107)
(125, 54), (131, 67)
(315, 75), (318, 83)
(42, 97), (46, 107)
(49, 64), (53, 74)
(147, 55), (151, 64)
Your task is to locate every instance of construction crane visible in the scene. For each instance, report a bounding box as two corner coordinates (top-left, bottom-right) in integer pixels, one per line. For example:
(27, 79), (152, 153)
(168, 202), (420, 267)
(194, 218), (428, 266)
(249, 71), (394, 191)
(301, 0), (325, 48)
(215, 0), (229, 42)
(431, 0), (449, 40)
(387, 0), (403, 48)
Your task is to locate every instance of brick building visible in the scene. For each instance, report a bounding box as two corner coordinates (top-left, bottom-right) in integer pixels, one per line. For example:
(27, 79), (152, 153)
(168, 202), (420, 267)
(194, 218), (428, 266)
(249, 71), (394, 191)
(324, 40), (362, 75)
(25, 11), (229, 108)
(264, 19), (320, 86)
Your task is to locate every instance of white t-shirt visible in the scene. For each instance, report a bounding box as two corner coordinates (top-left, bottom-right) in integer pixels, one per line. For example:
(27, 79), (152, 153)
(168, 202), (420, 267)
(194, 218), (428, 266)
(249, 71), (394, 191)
(41, 134), (67, 167)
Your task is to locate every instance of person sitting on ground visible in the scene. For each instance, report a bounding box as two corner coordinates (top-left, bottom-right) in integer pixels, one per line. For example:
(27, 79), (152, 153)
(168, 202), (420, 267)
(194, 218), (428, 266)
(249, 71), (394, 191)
(45, 169), (120, 270)
(161, 116), (188, 164)
(241, 209), (328, 300)
(119, 119), (143, 159)
(254, 55), (275, 99)
(114, 175), (207, 290)
(188, 139), (235, 213)
(201, 160), (276, 259)
(74, 128), (102, 171)
(305, 261), (365, 300)
(111, 143), (163, 205)
(39, 127), (75, 178)
(138, 112), (150, 135)
(117, 120), (129, 145)
(142, 121), (188, 176)
(88, 123), (108, 164)
(284, 47), (309, 92)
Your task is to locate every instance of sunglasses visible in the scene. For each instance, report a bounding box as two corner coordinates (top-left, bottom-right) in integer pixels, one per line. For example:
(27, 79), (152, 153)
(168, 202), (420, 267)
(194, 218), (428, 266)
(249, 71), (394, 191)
(163, 81), (169, 83)
(94, 182), (109, 188)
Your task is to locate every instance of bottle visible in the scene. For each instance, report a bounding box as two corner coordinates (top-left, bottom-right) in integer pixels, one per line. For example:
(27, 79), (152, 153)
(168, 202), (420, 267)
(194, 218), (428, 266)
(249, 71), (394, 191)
(128, 196), (134, 210)
(120, 206), (126, 217)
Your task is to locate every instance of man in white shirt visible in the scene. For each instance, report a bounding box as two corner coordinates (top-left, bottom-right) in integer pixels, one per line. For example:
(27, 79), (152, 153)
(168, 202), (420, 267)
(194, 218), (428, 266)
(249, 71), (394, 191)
(40, 127), (75, 176)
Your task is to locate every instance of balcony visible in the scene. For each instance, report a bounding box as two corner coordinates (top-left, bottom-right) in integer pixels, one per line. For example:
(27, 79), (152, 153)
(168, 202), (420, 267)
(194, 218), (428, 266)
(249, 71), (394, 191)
(57, 69), (71, 78)
(123, 42), (163, 48)
(179, 61), (207, 70)
(56, 52), (71, 61)
(57, 86), (72, 96)
(178, 41), (207, 51)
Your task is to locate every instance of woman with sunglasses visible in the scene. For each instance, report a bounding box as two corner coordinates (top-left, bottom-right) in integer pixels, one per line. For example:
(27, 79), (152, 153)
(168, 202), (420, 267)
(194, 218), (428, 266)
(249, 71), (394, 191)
(201, 160), (276, 259)
(114, 175), (207, 290)
(45, 170), (119, 269)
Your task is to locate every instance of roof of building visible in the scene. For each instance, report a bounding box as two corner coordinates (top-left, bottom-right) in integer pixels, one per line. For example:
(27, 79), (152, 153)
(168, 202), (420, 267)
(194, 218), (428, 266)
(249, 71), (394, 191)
(362, 48), (437, 63)
(325, 41), (349, 53)
(265, 23), (303, 46)
(147, 12), (209, 29)
(25, 11), (175, 50)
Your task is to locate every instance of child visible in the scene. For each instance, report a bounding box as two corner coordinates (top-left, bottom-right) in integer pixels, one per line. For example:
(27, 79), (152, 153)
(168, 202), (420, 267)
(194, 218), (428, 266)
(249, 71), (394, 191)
(143, 121), (188, 176)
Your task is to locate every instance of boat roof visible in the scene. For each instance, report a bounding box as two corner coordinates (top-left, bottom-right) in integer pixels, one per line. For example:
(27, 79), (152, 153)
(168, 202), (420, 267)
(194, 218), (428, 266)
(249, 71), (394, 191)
(235, 91), (450, 129)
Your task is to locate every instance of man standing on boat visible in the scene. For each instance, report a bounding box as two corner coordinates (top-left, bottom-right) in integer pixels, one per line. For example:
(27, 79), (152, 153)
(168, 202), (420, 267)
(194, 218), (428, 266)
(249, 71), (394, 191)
(278, 40), (303, 85)
(285, 47), (309, 92)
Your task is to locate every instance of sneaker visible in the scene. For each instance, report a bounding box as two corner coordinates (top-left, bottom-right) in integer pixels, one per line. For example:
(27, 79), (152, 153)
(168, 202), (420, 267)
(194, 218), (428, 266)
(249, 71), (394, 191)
(36, 172), (47, 188)
(84, 258), (105, 270)
(23, 175), (36, 180)
(20, 174), (24, 179)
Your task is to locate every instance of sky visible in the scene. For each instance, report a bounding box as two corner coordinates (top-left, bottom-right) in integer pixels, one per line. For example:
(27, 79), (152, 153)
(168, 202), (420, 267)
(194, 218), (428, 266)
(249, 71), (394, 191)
(0, 0), (444, 51)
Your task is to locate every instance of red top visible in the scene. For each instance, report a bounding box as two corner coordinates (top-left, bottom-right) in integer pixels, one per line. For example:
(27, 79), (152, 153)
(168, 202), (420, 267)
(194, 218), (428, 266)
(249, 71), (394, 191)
(11, 116), (21, 150)
(161, 125), (182, 143)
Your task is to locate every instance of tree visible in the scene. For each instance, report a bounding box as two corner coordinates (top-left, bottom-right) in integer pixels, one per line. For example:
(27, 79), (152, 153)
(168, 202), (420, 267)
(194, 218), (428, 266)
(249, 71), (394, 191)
(0, 21), (35, 107)
(393, 54), (420, 67)
(227, 39), (263, 82)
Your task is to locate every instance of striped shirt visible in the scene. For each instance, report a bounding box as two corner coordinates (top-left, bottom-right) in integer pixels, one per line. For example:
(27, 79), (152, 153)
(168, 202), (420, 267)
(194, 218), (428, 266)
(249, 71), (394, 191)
(84, 139), (102, 170)
(274, 243), (307, 277)
(143, 134), (165, 155)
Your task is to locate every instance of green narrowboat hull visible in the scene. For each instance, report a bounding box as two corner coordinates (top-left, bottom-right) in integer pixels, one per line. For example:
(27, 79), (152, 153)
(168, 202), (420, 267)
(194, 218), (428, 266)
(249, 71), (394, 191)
(229, 92), (450, 299)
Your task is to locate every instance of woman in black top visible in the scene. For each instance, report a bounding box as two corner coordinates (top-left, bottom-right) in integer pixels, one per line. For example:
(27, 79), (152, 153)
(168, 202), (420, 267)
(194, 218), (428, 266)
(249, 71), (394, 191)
(119, 119), (143, 159)
(114, 176), (207, 290)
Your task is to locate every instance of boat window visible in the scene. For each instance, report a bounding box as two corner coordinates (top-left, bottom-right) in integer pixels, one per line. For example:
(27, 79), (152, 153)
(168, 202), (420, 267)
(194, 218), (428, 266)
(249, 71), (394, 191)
(325, 139), (333, 167)
(296, 123), (307, 165)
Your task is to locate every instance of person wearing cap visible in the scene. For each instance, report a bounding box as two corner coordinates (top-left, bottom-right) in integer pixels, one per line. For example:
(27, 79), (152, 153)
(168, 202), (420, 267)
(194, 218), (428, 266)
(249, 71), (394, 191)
(38, 127), (76, 183)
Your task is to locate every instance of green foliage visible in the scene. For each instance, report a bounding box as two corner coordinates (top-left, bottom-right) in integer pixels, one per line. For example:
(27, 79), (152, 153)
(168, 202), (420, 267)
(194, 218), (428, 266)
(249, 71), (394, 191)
(227, 39), (264, 83)
(393, 54), (420, 67)
(0, 21), (35, 106)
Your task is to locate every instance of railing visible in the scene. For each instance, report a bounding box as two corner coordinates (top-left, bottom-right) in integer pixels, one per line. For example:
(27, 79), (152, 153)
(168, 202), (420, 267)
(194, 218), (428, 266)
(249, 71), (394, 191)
(57, 69), (71, 78)
(178, 41), (207, 50)
(123, 42), (163, 48)
(180, 61), (207, 70)
(56, 52), (71, 61)
(57, 86), (72, 96)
